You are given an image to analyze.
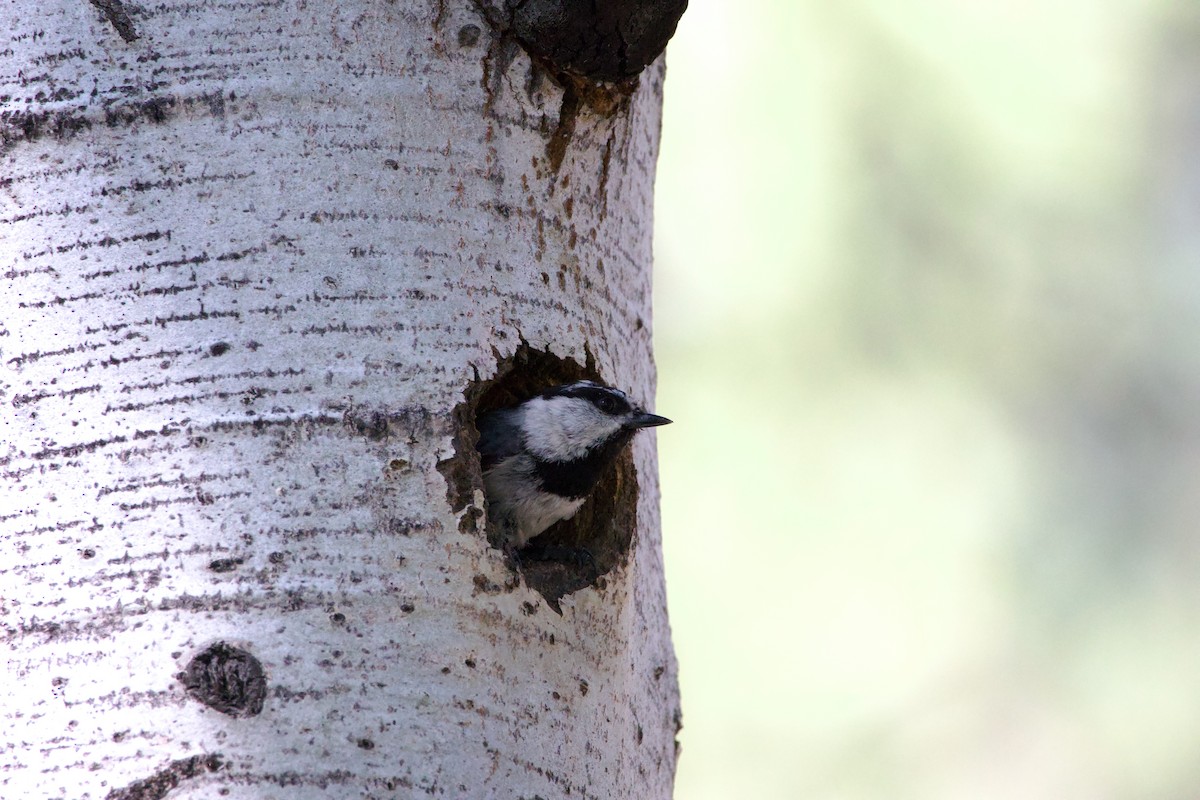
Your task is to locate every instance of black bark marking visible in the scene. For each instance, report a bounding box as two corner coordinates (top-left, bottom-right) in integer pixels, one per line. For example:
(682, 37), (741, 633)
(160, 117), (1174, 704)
(89, 0), (140, 43)
(207, 557), (243, 573)
(0, 109), (92, 151)
(179, 642), (266, 718)
(1, 92), (231, 154)
(344, 407), (390, 441)
(106, 754), (223, 800)
(208, 341), (231, 357)
(473, 0), (687, 82)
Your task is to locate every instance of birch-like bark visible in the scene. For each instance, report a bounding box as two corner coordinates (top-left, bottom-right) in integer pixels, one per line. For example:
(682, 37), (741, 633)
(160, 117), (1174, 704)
(1, 2), (678, 798)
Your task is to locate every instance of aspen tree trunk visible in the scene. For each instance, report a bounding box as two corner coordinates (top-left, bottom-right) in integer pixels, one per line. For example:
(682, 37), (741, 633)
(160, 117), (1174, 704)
(1, 2), (680, 798)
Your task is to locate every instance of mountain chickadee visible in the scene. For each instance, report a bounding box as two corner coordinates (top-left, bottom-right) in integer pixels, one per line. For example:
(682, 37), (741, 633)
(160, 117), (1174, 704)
(476, 380), (671, 548)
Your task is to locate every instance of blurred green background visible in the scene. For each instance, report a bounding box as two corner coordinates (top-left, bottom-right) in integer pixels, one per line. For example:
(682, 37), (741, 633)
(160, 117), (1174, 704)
(653, 2), (1200, 799)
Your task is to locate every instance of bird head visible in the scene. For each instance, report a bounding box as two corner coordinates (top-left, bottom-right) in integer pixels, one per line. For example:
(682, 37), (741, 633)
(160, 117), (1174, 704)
(520, 380), (671, 462)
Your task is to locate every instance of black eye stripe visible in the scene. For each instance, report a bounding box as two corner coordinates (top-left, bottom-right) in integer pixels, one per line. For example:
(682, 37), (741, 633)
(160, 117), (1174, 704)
(544, 383), (632, 415)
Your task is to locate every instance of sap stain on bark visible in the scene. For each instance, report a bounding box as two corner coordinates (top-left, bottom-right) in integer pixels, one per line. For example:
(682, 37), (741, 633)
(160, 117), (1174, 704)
(106, 754), (223, 800)
(545, 87), (582, 172)
(473, 0), (683, 173)
(179, 642), (267, 718)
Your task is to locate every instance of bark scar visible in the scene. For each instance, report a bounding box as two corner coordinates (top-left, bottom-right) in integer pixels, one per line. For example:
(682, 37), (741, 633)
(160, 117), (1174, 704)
(89, 0), (140, 43)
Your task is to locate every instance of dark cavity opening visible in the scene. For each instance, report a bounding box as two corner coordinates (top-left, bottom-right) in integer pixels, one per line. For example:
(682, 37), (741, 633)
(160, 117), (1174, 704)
(438, 342), (639, 611)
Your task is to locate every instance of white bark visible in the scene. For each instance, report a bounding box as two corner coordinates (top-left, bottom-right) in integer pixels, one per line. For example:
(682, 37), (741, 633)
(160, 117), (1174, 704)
(1, 2), (678, 798)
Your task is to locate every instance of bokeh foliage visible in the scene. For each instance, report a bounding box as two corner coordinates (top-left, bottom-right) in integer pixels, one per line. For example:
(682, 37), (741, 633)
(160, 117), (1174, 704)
(655, 2), (1200, 798)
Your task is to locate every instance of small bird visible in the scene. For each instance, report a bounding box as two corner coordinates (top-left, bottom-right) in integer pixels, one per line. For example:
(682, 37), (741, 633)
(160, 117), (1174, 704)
(476, 380), (671, 548)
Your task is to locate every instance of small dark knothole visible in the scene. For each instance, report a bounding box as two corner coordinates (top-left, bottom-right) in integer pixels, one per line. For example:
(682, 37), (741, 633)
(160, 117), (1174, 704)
(578, 679), (589, 696)
(178, 642), (266, 718)
(464, 658), (477, 669)
(458, 23), (482, 47)
(330, 612), (347, 625)
(208, 341), (231, 357)
(399, 602), (415, 613)
(437, 342), (641, 611)
(81, 548), (96, 559)
(208, 557), (243, 573)
(357, 737), (375, 750)
(106, 754), (223, 800)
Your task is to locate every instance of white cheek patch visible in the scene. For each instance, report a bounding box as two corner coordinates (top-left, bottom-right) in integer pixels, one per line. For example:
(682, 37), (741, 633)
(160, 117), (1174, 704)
(521, 396), (624, 461)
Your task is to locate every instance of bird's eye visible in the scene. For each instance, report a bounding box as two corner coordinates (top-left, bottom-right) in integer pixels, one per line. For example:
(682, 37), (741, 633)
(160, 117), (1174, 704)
(595, 396), (615, 413)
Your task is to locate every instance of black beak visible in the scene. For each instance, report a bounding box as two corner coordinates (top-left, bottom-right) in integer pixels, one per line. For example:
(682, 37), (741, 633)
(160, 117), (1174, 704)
(627, 412), (672, 429)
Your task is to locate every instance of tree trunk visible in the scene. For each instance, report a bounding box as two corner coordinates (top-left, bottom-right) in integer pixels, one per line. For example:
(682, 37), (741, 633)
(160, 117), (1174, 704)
(1, 2), (679, 797)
